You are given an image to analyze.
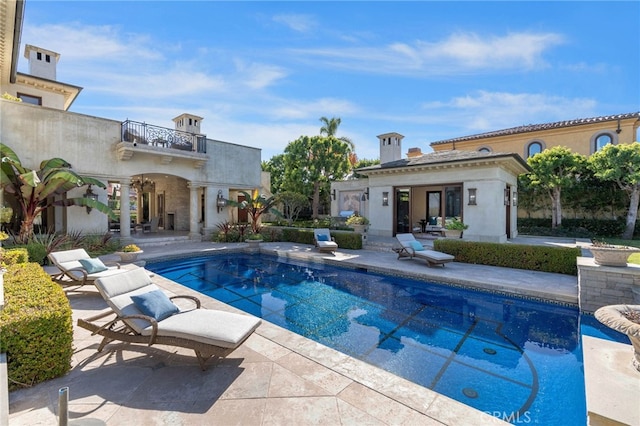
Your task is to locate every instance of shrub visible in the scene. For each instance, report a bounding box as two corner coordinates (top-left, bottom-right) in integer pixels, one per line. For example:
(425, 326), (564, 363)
(434, 239), (581, 275)
(0, 263), (73, 390)
(2, 247), (29, 266)
(278, 227), (363, 249)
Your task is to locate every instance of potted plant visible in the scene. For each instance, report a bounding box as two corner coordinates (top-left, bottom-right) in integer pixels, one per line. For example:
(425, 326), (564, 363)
(445, 218), (468, 239)
(595, 305), (640, 373)
(346, 213), (369, 234)
(587, 240), (640, 267)
(115, 243), (143, 262)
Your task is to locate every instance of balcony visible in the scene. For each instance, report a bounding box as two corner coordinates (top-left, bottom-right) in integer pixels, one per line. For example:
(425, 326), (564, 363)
(117, 120), (208, 168)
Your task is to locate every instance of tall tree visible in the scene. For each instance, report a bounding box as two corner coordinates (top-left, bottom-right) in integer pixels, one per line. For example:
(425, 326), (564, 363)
(283, 135), (352, 218)
(527, 146), (587, 228)
(226, 189), (281, 235)
(589, 142), (640, 239)
(262, 154), (286, 194)
(1, 144), (115, 242)
(319, 116), (354, 149)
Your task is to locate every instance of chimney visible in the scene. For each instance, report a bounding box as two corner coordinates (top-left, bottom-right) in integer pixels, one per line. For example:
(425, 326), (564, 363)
(24, 45), (60, 81)
(407, 147), (422, 158)
(378, 132), (404, 164)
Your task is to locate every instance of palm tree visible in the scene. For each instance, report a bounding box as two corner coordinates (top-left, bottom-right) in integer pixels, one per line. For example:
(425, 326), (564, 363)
(1, 144), (115, 242)
(226, 189), (282, 235)
(319, 116), (354, 149)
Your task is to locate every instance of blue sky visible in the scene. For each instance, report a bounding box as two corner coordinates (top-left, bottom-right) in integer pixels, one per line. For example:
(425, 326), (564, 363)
(19, 1), (640, 161)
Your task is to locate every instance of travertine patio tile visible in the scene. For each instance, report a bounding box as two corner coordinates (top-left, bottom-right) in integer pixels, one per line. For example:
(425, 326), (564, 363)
(267, 363), (331, 397)
(243, 333), (292, 362)
(262, 396), (340, 426)
(219, 362), (273, 399)
(202, 398), (266, 426)
(275, 352), (353, 395)
(338, 382), (441, 425)
(425, 394), (508, 425)
(336, 399), (387, 426)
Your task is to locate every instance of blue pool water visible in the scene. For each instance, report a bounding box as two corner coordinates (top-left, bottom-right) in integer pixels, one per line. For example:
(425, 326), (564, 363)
(147, 253), (628, 425)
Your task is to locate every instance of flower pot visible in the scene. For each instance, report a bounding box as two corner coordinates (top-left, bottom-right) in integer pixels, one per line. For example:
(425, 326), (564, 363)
(595, 305), (640, 373)
(588, 245), (640, 267)
(115, 250), (143, 262)
(445, 229), (462, 239)
(351, 224), (368, 234)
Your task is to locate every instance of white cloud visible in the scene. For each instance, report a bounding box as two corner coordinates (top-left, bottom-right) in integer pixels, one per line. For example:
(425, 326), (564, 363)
(272, 13), (317, 33)
(289, 31), (565, 76)
(421, 90), (598, 133)
(233, 60), (288, 90)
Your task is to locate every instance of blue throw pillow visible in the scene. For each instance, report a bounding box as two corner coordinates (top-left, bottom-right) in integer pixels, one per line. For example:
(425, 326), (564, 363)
(409, 241), (424, 251)
(78, 258), (108, 274)
(317, 234), (329, 241)
(131, 289), (179, 322)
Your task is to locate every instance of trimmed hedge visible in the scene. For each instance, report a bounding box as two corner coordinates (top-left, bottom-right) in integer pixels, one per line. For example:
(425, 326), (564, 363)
(0, 263), (73, 390)
(277, 227), (363, 249)
(434, 239), (581, 275)
(518, 218), (635, 238)
(2, 247), (29, 266)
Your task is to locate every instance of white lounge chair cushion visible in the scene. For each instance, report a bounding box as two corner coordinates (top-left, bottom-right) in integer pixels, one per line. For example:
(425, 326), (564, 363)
(415, 250), (454, 262)
(49, 248), (129, 282)
(316, 240), (338, 250)
(95, 267), (261, 348)
(142, 309), (261, 348)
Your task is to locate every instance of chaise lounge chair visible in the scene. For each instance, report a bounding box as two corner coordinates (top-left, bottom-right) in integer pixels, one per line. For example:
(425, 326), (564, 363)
(313, 228), (338, 254)
(48, 248), (134, 287)
(77, 267), (261, 370)
(393, 233), (455, 267)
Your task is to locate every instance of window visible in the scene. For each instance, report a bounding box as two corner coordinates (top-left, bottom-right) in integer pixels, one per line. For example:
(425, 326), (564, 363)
(45, 54), (51, 63)
(526, 141), (544, 159)
(17, 93), (42, 105)
(37, 52), (42, 60)
(478, 146), (492, 153)
(594, 133), (613, 152)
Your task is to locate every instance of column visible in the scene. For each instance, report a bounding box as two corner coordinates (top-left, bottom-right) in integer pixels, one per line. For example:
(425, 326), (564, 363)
(188, 182), (202, 241)
(119, 179), (133, 243)
(202, 185), (216, 239)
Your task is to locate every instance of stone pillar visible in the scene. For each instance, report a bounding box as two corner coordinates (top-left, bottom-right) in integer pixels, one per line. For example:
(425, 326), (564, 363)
(188, 182), (202, 241)
(201, 185), (216, 239)
(119, 179), (133, 244)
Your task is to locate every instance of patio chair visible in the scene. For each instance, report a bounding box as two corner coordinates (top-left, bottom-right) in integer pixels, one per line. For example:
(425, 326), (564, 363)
(393, 233), (455, 267)
(313, 228), (338, 254)
(48, 248), (134, 287)
(77, 267), (261, 370)
(142, 216), (159, 233)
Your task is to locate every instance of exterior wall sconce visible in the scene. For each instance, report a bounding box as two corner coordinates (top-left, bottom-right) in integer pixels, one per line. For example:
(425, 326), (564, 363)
(84, 185), (99, 214)
(361, 187), (369, 201)
(512, 191), (518, 207)
(382, 191), (389, 206)
(216, 189), (227, 213)
(331, 189), (336, 200)
(616, 118), (622, 134)
(504, 188), (511, 206)
(468, 188), (477, 205)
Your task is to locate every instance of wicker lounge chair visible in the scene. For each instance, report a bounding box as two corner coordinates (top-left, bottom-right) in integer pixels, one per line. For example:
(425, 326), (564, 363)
(77, 267), (261, 370)
(48, 248), (133, 287)
(313, 228), (338, 254)
(393, 233), (455, 267)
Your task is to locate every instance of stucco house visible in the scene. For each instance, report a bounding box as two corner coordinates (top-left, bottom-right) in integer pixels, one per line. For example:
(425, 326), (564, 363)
(332, 133), (530, 243)
(430, 112), (640, 158)
(333, 112), (639, 242)
(1, 1), (263, 242)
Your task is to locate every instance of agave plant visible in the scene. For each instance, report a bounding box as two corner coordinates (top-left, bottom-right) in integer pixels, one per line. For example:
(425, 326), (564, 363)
(1, 144), (116, 242)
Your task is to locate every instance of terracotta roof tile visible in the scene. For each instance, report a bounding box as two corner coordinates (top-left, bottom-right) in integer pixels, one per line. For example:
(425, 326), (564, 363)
(429, 112), (640, 146)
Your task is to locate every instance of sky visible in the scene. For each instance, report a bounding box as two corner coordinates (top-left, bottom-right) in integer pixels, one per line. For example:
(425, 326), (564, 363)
(19, 1), (640, 162)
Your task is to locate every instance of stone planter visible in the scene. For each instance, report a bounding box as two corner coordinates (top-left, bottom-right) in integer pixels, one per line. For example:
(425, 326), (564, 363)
(445, 229), (463, 239)
(245, 239), (263, 250)
(115, 251), (143, 263)
(351, 224), (368, 234)
(595, 305), (640, 373)
(588, 245), (640, 267)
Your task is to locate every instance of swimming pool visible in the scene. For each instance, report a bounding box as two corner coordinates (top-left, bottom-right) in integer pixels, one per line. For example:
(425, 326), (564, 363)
(147, 253), (626, 425)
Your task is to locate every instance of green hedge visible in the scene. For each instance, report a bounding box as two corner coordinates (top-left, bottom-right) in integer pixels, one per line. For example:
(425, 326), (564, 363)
(277, 227), (363, 249)
(434, 239), (581, 275)
(518, 218), (634, 238)
(0, 263), (73, 390)
(2, 247), (29, 266)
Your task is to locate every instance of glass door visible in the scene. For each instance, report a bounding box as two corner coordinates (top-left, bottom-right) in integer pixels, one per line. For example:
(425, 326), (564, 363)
(395, 188), (410, 233)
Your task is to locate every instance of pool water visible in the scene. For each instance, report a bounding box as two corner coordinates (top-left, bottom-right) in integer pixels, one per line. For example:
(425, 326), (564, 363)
(147, 253), (627, 425)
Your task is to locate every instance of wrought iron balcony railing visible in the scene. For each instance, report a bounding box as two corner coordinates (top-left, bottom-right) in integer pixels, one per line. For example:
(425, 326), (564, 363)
(121, 120), (206, 153)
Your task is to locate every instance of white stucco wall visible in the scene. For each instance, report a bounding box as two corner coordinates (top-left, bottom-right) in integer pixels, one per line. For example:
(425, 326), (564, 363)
(1, 99), (262, 235)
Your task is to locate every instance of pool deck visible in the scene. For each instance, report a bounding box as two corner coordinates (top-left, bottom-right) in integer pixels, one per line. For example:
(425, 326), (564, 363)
(7, 236), (638, 425)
